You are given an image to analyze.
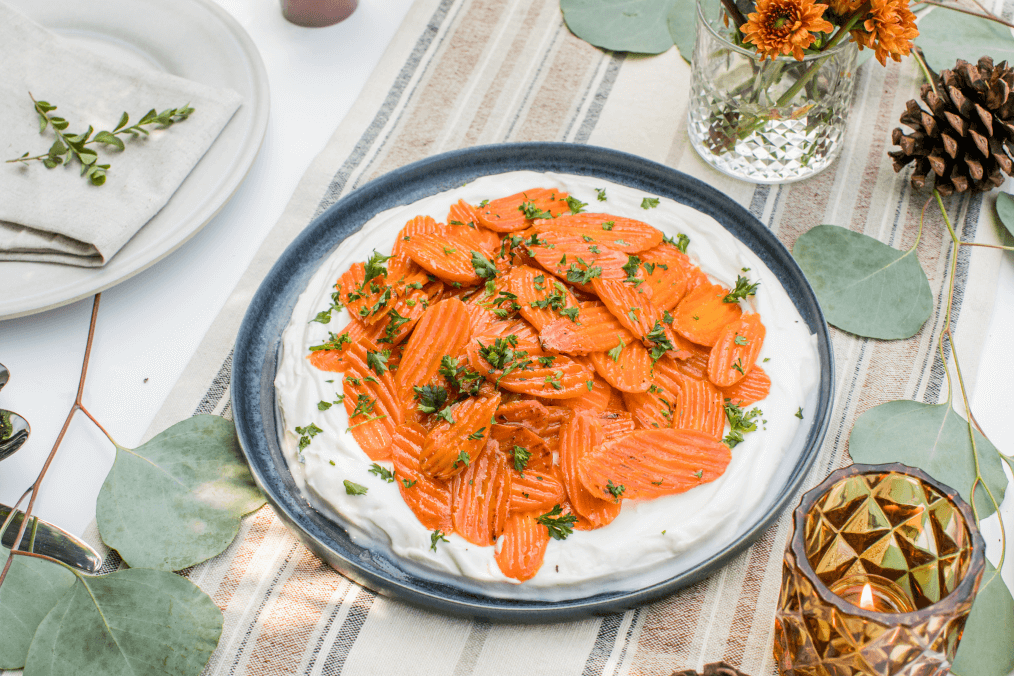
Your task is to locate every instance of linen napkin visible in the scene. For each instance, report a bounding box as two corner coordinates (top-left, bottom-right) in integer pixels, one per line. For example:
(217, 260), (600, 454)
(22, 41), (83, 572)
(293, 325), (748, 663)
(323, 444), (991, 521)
(0, 1), (243, 267)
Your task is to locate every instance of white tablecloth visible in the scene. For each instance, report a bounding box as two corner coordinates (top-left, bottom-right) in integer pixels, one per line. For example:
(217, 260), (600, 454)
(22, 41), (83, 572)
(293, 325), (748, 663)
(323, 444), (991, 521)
(0, 0), (1011, 595)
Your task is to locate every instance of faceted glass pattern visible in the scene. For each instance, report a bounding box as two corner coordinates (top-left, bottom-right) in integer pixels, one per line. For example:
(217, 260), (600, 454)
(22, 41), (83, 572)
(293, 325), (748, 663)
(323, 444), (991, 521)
(773, 464), (986, 676)
(687, 0), (858, 184)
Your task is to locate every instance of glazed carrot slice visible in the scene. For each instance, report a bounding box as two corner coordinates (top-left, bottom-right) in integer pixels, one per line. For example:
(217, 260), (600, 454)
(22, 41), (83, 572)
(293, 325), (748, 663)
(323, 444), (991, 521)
(596, 410), (637, 442)
(448, 200), (501, 253)
(493, 399), (549, 433)
(372, 287), (429, 347)
(478, 317), (542, 351)
(338, 262), (396, 325)
(673, 375), (726, 440)
(495, 512), (551, 582)
(395, 298), (471, 402)
(540, 406), (570, 454)
(587, 338), (653, 393)
(539, 304), (635, 355)
(590, 278), (688, 359)
(526, 233), (628, 290)
(558, 411), (622, 529)
(509, 264), (579, 331)
(467, 339), (593, 399)
(450, 439), (512, 546)
(578, 429), (731, 501)
(649, 355), (686, 394)
(673, 283), (742, 346)
(475, 188), (571, 233)
(342, 341), (403, 460)
(530, 213), (663, 253)
(673, 343), (712, 380)
(403, 231), (485, 285)
(708, 314), (766, 387)
(420, 393), (500, 479)
(307, 318), (383, 373)
(510, 470), (567, 513)
(720, 365), (770, 406)
(389, 423), (453, 532)
(622, 385), (678, 431)
(393, 215), (441, 258)
(546, 366), (611, 413)
(605, 385), (627, 413)
(637, 243), (695, 311)
(490, 424), (553, 473)
(386, 254), (430, 294)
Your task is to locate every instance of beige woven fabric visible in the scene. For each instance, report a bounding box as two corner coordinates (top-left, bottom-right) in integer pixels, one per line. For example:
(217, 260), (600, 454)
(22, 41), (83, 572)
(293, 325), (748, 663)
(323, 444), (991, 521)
(23, 0), (1006, 674)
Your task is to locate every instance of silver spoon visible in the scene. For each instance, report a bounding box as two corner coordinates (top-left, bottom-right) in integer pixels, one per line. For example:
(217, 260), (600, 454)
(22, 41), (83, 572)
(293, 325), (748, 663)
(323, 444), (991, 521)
(0, 363), (30, 461)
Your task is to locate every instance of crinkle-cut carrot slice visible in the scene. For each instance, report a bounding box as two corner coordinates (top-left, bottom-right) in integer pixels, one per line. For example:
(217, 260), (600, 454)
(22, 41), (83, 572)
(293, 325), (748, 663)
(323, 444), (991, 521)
(372, 288), (429, 347)
(707, 314), (766, 387)
(509, 264), (579, 331)
(605, 385), (627, 413)
(540, 406), (570, 454)
(531, 213), (663, 253)
(463, 303), (496, 337)
(720, 365), (770, 406)
(590, 278), (687, 360)
(510, 470), (566, 514)
(493, 399), (549, 434)
(622, 385), (678, 431)
(490, 424), (553, 473)
(467, 340), (592, 399)
(596, 410), (637, 442)
(420, 393), (500, 479)
(673, 344), (711, 380)
(673, 283), (742, 346)
(387, 254), (430, 292)
(393, 215), (441, 258)
(307, 318), (381, 373)
(447, 223), (499, 258)
(342, 342), (403, 460)
(539, 305), (635, 355)
(338, 262), (391, 325)
(578, 429), (731, 501)
(559, 411), (622, 528)
(526, 233), (629, 291)
(587, 338), (652, 393)
(389, 423), (453, 532)
(475, 188), (571, 233)
(495, 511), (551, 582)
(545, 361), (610, 412)
(674, 375), (726, 440)
(632, 243), (697, 312)
(395, 298), (471, 402)
(403, 230), (486, 285)
(423, 279), (446, 303)
(648, 355), (685, 394)
(450, 439), (512, 546)
(477, 317), (542, 351)
(685, 267), (711, 294)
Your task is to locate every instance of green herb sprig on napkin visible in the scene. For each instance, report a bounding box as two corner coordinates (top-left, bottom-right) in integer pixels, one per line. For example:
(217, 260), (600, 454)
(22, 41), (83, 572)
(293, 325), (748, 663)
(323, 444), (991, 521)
(5, 93), (194, 185)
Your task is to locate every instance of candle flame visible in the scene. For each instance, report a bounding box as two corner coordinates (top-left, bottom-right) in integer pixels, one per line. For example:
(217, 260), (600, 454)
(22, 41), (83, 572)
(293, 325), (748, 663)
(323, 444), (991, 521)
(859, 583), (875, 611)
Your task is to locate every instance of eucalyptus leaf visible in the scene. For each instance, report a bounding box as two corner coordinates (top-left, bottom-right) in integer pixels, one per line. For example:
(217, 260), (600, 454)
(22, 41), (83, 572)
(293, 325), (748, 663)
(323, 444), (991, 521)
(952, 561), (1014, 676)
(113, 111), (129, 132)
(849, 400), (1007, 518)
(667, 0), (697, 63)
(915, 8), (1014, 74)
(0, 547), (76, 669)
(24, 567), (222, 676)
(995, 193), (1014, 240)
(561, 0), (676, 54)
(96, 415), (265, 571)
(793, 224), (932, 339)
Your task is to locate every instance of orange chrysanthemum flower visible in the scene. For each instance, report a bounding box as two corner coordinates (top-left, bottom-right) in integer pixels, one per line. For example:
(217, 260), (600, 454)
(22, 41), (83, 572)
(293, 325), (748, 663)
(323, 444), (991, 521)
(741, 0), (836, 61)
(853, 0), (918, 65)
(826, 0), (864, 15)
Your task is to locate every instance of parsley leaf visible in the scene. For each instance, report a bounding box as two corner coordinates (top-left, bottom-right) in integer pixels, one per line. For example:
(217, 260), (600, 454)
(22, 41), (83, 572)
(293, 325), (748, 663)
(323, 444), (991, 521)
(607, 336), (626, 362)
(378, 309), (410, 344)
(645, 320), (675, 363)
(566, 196), (587, 214)
(454, 450), (471, 468)
(511, 445), (531, 473)
(537, 504), (577, 540)
(435, 406), (455, 425)
(294, 423), (323, 452)
(723, 275), (760, 303)
(309, 331), (351, 353)
(601, 221), (615, 231)
(366, 349), (390, 375)
(663, 232), (690, 253)
(565, 258), (602, 285)
(795, 407), (804, 419)
(622, 255), (642, 284)
(344, 480), (368, 495)
(595, 187), (607, 201)
(519, 200), (552, 220)
(466, 427), (487, 441)
(606, 479), (625, 501)
(641, 197), (660, 209)
(723, 401), (762, 448)
(361, 251), (391, 289)
(430, 529), (449, 551)
(558, 306), (580, 322)
(413, 385), (448, 414)
(368, 463), (395, 482)
(734, 334), (748, 346)
(470, 250), (498, 279)
(401, 478), (417, 488)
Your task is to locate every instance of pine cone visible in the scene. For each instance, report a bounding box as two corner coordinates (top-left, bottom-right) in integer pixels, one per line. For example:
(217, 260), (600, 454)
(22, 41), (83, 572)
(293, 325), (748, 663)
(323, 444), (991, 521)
(672, 662), (751, 676)
(889, 55), (1014, 195)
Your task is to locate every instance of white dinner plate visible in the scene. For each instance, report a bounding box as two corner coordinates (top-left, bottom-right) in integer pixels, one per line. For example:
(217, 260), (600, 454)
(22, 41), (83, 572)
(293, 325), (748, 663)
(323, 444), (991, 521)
(0, 0), (269, 320)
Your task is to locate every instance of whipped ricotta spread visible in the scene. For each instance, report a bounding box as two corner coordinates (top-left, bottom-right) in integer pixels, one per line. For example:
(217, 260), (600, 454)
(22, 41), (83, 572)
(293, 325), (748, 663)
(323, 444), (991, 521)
(275, 171), (820, 594)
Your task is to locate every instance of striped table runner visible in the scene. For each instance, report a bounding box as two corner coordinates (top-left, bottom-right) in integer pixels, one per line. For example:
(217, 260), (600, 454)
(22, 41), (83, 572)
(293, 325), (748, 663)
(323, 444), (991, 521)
(44, 0), (1009, 674)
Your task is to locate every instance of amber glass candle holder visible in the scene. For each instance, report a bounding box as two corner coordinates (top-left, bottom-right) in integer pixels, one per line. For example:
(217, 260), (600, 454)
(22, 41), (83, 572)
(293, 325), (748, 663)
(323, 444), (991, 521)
(773, 463), (986, 676)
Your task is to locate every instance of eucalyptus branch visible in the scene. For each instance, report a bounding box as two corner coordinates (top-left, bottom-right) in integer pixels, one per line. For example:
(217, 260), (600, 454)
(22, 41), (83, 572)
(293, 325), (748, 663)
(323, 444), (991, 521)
(911, 47), (939, 96)
(913, 0), (1014, 29)
(5, 93), (194, 186)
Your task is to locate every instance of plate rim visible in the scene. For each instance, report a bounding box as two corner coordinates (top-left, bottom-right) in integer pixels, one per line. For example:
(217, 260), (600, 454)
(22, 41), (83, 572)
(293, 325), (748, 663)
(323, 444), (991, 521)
(0, 0), (269, 321)
(232, 142), (835, 621)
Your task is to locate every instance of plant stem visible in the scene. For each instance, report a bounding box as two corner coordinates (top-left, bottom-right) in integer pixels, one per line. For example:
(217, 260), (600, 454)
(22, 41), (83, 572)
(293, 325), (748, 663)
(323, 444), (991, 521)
(914, 0), (1014, 28)
(773, 9), (865, 108)
(911, 47), (939, 96)
(0, 293), (101, 590)
(720, 0), (748, 30)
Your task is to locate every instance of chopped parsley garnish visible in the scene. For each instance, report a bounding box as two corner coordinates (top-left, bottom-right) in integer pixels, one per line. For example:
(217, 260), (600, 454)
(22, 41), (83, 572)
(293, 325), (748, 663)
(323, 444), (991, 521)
(401, 478), (418, 488)
(310, 309), (334, 325)
(595, 187), (607, 201)
(641, 197), (660, 209)
(796, 407), (804, 419)
(622, 255), (642, 283)
(723, 275), (760, 303)
(663, 232), (690, 253)
(559, 306), (580, 322)
(511, 445), (531, 473)
(430, 529), (449, 551)
(662, 310), (674, 325)
(519, 200), (552, 220)
(466, 427), (487, 441)
(435, 407), (455, 425)
(294, 423), (323, 452)
(454, 450), (471, 468)
(544, 370), (564, 390)
(589, 244), (601, 254)
(317, 395), (344, 411)
(601, 220), (615, 231)
(723, 401), (763, 448)
(645, 320), (675, 362)
(378, 309), (411, 344)
(538, 355), (557, 367)
(366, 349), (390, 375)
(368, 463), (395, 482)
(442, 246), (457, 256)
(643, 262), (656, 275)
(529, 283), (567, 311)
(537, 504), (578, 540)
(344, 480), (368, 495)
(565, 258), (602, 285)
(693, 470), (704, 479)
(361, 251), (392, 289)
(470, 250), (498, 279)
(607, 336), (626, 362)
(734, 334), (748, 346)
(586, 380), (594, 391)
(413, 384), (448, 414)
(478, 199), (489, 207)
(582, 234), (594, 242)
(627, 308), (640, 325)
(309, 331), (351, 352)
(732, 358), (745, 375)
(606, 479), (625, 501)
(566, 196), (588, 214)
(347, 394), (386, 428)
(439, 355), (483, 396)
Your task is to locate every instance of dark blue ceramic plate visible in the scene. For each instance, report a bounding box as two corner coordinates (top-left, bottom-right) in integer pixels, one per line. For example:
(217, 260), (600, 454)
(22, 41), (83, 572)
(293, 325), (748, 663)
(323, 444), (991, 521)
(232, 143), (834, 622)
